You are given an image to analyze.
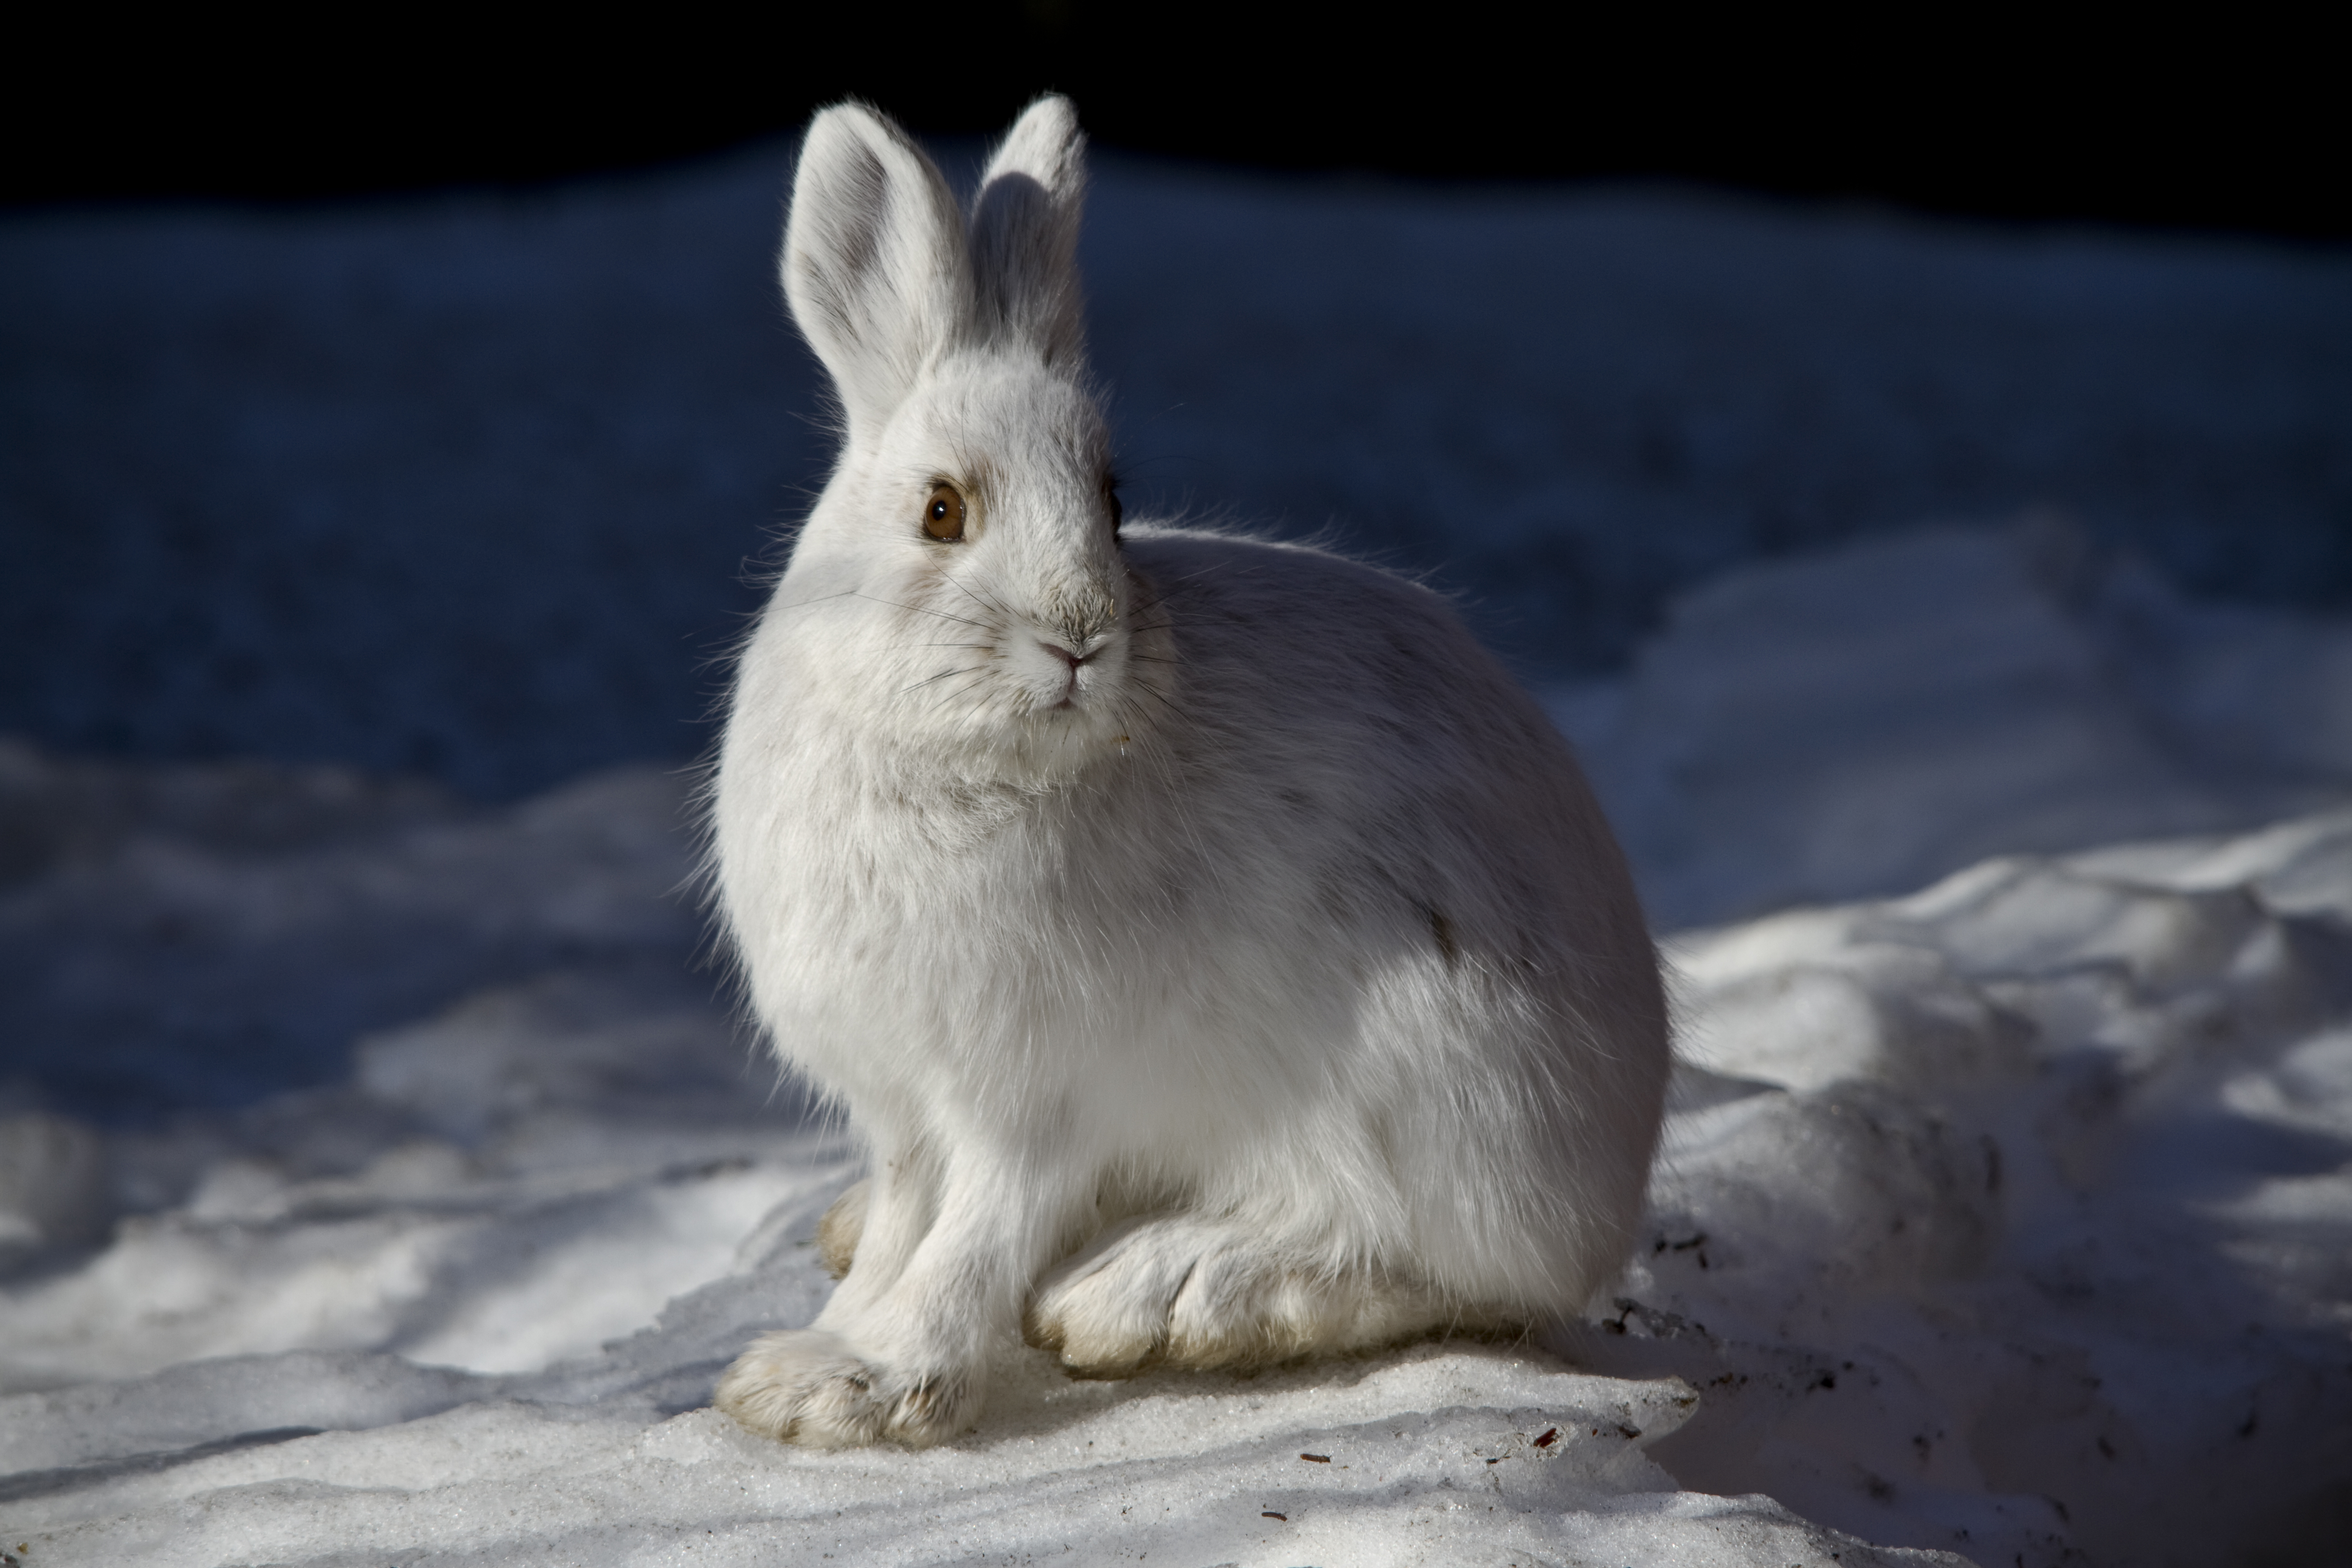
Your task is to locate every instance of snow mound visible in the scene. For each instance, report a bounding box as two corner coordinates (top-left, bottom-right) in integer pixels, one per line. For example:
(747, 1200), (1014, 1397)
(0, 745), (705, 1117)
(1558, 519), (2352, 925)
(1608, 815), (2352, 1564)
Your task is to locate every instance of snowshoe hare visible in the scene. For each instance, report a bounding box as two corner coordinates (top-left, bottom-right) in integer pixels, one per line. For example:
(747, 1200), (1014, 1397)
(710, 97), (1668, 1447)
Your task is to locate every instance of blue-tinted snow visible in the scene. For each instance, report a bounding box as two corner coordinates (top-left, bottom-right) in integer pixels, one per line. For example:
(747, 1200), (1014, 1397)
(4, 142), (2346, 797)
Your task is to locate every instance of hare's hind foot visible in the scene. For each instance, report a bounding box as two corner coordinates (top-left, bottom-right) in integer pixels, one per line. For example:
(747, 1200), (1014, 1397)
(1025, 1214), (1478, 1377)
(715, 1327), (975, 1447)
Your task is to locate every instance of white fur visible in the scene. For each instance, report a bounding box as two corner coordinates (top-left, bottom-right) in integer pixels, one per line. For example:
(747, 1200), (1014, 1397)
(710, 97), (1669, 1448)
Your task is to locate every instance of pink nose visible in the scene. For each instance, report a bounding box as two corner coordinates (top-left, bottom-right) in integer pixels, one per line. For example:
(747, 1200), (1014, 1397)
(1042, 642), (1086, 671)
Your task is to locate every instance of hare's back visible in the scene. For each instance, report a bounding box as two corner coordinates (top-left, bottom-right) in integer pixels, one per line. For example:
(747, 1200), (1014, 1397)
(1127, 525), (1568, 784)
(1122, 527), (1637, 938)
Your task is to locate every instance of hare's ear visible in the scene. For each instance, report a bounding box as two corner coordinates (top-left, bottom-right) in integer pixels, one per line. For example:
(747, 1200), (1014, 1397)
(970, 95), (1088, 369)
(783, 103), (972, 443)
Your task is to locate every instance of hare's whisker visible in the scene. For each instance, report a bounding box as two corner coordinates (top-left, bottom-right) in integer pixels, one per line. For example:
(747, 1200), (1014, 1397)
(899, 666), (985, 696)
(848, 592), (996, 631)
(938, 567), (1019, 624)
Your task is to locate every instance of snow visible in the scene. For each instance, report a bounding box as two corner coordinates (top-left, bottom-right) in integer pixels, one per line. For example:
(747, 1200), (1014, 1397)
(1556, 518), (2352, 926)
(5, 151), (2352, 1566)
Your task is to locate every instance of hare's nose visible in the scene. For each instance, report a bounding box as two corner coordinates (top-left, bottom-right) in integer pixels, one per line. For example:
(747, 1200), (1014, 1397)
(1041, 642), (1088, 671)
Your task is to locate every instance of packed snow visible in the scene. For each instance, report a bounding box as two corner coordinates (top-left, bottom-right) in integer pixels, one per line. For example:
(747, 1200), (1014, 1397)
(5, 146), (2352, 1567)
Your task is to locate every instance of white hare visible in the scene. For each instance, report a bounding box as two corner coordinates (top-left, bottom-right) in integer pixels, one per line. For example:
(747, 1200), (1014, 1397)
(710, 96), (1669, 1447)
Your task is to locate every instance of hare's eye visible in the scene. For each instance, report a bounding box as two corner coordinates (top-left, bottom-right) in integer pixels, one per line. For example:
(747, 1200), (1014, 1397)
(1106, 486), (1124, 537)
(922, 482), (967, 542)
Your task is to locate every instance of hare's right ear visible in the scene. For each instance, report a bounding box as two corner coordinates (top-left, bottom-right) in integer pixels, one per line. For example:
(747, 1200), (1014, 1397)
(970, 95), (1088, 368)
(783, 104), (972, 444)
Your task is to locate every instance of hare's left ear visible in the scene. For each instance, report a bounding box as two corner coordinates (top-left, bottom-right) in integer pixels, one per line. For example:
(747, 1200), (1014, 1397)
(970, 95), (1089, 369)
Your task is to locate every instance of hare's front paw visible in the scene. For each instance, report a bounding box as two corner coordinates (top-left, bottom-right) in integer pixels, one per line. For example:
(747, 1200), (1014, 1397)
(1026, 1216), (1449, 1376)
(713, 1328), (976, 1447)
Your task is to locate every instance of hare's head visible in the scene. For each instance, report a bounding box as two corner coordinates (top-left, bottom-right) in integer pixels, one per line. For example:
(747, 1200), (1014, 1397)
(778, 98), (1158, 781)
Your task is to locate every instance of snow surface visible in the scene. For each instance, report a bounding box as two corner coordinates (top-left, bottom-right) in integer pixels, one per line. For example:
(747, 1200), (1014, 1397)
(5, 145), (2352, 1567)
(7, 522), (2352, 1565)
(1555, 517), (2352, 926)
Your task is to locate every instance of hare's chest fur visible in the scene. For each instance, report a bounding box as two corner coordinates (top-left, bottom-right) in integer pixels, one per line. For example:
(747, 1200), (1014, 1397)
(714, 665), (1398, 1147)
(718, 713), (1170, 1077)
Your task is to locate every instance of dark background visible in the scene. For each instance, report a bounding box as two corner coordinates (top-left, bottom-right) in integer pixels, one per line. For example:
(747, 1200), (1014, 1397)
(6, 5), (2341, 239)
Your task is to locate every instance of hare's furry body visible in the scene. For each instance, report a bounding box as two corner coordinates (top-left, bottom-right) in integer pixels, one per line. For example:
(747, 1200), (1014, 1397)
(710, 99), (1667, 1448)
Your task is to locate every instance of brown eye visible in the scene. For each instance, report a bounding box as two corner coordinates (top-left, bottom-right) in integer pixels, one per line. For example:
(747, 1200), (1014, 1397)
(922, 481), (966, 542)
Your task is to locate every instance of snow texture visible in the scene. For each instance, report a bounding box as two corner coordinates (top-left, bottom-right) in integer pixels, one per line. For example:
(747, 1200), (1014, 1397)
(5, 148), (2352, 1567)
(1556, 517), (2352, 927)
